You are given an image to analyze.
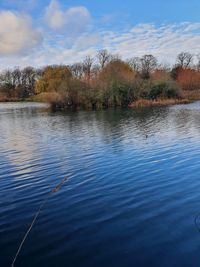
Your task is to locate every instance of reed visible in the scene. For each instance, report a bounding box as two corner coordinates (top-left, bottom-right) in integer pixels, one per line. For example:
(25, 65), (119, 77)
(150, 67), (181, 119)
(10, 176), (68, 267)
(129, 98), (190, 108)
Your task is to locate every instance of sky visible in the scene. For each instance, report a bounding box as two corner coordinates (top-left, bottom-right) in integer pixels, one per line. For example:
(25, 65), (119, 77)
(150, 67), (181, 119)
(0, 0), (200, 68)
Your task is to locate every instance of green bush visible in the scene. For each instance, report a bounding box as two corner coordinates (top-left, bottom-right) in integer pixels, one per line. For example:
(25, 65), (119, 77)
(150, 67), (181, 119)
(148, 82), (179, 100)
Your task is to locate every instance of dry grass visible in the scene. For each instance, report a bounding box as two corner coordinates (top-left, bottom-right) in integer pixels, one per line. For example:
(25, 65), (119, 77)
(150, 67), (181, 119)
(182, 90), (200, 101)
(129, 98), (190, 108)
(0, 92), (34, 102)
(0, 93), (11, 102)
(31, 92), (62, 102)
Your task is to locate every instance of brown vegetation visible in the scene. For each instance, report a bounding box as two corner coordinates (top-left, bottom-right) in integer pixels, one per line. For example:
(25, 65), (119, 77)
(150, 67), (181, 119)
(129, 98), (190, 108)
(176, 69), (200, 91)
(0, 50), (200, 109)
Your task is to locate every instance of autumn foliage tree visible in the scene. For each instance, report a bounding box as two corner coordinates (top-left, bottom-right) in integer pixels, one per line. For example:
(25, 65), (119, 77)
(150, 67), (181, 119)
(35, 65), (72, 94)
(96, 59), (137, 107)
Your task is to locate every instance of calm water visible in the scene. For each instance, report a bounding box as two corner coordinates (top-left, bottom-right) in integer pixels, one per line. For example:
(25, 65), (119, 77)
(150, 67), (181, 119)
(1, 102), (200, 267)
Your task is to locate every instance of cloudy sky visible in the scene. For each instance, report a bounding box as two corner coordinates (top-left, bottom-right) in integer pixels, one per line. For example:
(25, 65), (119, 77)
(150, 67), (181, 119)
(0, 0), (200, 68)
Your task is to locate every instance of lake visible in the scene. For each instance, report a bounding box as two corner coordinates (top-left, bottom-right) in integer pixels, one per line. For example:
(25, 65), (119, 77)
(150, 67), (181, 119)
(1, 102), (200, 267)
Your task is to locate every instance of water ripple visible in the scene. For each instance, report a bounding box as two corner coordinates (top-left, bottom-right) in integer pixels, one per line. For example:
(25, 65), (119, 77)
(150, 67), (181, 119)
(1, 102), (200, 267)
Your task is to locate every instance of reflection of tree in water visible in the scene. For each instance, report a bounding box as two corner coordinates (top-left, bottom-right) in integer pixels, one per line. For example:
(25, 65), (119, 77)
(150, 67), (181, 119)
(11, 101), (199, 156)
(53, 107), (171, 150)
(93, 107), (170, 143)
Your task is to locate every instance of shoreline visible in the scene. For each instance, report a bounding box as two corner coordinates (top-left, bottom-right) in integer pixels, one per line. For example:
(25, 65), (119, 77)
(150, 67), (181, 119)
(0, 98), (194, 110)
(128, 98), (191, 108)
(1, 90), (200, 110)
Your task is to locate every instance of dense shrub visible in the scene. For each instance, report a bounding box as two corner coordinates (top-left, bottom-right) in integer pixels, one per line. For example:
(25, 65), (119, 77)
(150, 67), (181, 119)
(148, 82), (179, 100)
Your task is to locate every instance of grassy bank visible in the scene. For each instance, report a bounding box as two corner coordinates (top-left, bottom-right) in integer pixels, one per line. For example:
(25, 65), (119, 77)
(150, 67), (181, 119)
(182, 89), (200, 101)
(0, 94), (32, 102)
(129, 98), (191, 108)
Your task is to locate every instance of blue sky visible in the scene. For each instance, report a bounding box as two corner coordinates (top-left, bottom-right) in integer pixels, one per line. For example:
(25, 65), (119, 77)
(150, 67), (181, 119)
(2, 0), (200, 23)
(59, 0), (200, 24)
(0, 0), (199, 68)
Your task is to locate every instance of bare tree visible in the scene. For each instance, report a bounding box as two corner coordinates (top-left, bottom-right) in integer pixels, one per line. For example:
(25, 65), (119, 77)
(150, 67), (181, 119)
(140, 54), (157, 79)
(92, 64), (101, 77)
(0, 70), (15, 96)
(70, 63), (84, 79)
(127, 57), (141, 72)
(21, 67), (39, 96)
(176, 52), (193, 69)
(0, 69), (22, 88)
(12, 68), (22, 86)
(196, 54), (200, 71)
(0, 67), (40, 97)
(83, 56), (94, 81)
(97, 49), (111, 69)
(110, 53), (121, 61)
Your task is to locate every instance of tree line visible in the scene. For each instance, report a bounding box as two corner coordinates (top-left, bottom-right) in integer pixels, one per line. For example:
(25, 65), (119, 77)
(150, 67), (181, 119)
(0, 50), (200, 109)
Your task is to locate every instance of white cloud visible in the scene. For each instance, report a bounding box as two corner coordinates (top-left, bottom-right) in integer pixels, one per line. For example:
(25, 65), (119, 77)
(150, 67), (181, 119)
(0, 11), (42, 55)
(44, 0), (91, 35)
(99, 22), (200, 64)
(0, 21), (199, 68)
(74, 34), (101, 50)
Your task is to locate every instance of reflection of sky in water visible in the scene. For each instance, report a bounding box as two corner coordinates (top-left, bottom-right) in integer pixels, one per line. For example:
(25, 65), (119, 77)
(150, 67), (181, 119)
(0, 103), (49, 178)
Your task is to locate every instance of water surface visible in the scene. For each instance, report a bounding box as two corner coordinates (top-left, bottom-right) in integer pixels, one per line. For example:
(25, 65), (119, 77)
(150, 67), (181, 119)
(1, 102), (200, 267)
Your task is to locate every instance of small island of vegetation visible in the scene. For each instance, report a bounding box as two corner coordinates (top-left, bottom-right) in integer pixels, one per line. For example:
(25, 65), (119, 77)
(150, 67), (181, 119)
(0, 50), (200, 110)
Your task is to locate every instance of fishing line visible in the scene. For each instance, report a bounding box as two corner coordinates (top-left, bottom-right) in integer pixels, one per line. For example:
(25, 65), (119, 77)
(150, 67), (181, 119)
(10, 176), (68, 267)
(194, 213), (200, 233)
